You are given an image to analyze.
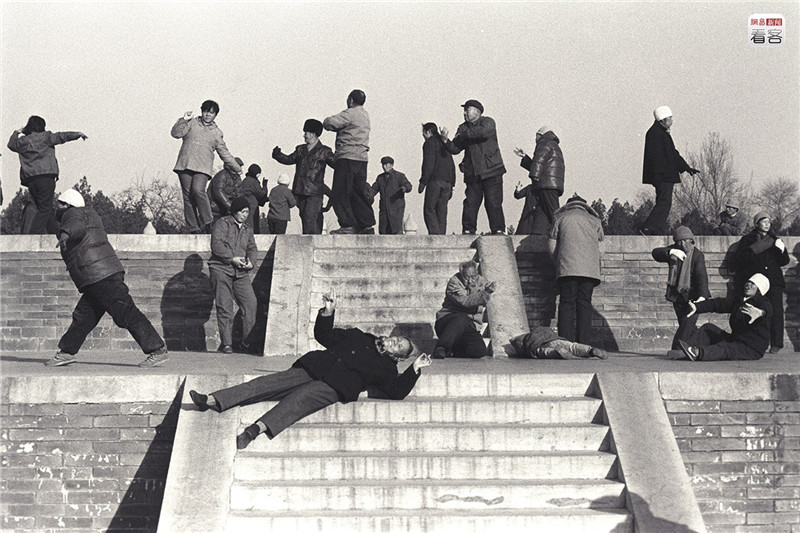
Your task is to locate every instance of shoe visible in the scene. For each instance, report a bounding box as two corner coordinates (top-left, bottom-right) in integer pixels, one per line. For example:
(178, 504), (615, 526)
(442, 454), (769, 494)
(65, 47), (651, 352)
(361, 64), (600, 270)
(236, 424), (260, 450)
(358, 226), (375, 234)
(431, 347), (448, 359)
(462, 230), (476, 235)
(769, 346), (782, 354)
(678, 340), (700, 362)
(492, 230), (506, 235)
(590, 348), (609, 360)
(189, 390), (220, 413)
(44, 351), (77, 367)
(330, 226), (356, 234)
(218, 344), (233, 354)
(139, 347), (169, 368)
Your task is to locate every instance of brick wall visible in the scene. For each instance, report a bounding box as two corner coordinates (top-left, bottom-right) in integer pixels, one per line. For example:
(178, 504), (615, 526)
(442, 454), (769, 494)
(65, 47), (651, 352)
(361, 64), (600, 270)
(0, 376), (182, 533)
(662, 374), (800, 532)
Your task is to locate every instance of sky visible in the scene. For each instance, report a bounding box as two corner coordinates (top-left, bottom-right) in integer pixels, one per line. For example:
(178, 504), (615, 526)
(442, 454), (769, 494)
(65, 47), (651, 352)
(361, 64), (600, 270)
(2, 1), (798, 233)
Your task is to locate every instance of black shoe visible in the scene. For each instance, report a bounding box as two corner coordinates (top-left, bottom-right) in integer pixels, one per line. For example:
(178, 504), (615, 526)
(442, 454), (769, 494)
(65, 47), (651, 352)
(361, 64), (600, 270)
(330, 226), (356, 234)
(236, 424), (260, 450)
(218, 344), (233, 354)
(678, 340), (700, 362)
(431, 347), (448, 359)
(589, 348), (609, 360)
(358, 226), (375, 234)
(189, 390), (216, 412)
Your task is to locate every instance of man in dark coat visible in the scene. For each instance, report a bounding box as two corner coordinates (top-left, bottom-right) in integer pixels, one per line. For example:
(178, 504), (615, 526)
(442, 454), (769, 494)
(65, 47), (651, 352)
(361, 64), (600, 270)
(189, 289), (431, 449)
(514, 126), (565, 235)
(678, 274), (772, 361)
(714, 201), (745, 236)
(272, 119), (335, 234)
(639, 106), (699, 235)
(418, 122), (456, 235)
(46, 190), (168, 368)
(208, 156), (243, 220)
(731, 211), (790, 352)
(371, 156), (412, 235)
(239, 164), (269, 233)
(652, 226), (711, 350)
(441, 99), (507, 235)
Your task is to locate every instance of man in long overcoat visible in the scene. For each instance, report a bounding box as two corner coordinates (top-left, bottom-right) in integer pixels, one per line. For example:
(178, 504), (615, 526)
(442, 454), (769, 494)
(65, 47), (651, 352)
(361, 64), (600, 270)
(371, 156), (412, 234)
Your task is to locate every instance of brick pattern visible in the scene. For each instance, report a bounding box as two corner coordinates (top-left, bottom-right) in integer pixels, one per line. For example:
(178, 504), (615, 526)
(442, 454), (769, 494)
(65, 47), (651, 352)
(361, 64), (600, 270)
(0, 398), (179, 533)
(666, 399), (800, 532)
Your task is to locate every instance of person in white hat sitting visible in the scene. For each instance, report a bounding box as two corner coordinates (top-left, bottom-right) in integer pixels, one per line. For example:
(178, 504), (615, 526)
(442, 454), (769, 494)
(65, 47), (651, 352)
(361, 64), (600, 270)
(714, 201), (745, 236)
(639, 105), (700, 235)
(677, 273), (773, 361)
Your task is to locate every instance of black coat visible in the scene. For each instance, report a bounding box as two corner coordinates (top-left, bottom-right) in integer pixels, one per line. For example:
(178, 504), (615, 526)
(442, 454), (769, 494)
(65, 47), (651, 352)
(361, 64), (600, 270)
(642, 121), (691, 185)
(514, 184), (536, 235)
(420, 135), (456, 187)
(371, 169), (412, 234)
(652, 245), (711, 303)
(58, 207), (124, 292)
(520, 131), (564, 193)
(293, 310), (420, 403)
(732, 231), (790, 289)
(694, 293), (772, 355)
(272, 142), (335, 197)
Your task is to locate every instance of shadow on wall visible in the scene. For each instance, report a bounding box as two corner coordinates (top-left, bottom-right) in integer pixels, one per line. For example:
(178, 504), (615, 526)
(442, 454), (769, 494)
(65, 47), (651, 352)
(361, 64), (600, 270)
(236, 239), (277, 353)
(160, 254), (213, 351)
(719, 240), (741, 298)
(107, 383), (183, 533)
(625, 491), (704, 533)
(590, 304), (620, 351)
(788, 242), (800, 352)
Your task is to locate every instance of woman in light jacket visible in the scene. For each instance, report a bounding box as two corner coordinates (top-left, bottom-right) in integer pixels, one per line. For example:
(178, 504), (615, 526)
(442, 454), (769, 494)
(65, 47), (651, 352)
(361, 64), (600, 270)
(171, 100), (242, 234)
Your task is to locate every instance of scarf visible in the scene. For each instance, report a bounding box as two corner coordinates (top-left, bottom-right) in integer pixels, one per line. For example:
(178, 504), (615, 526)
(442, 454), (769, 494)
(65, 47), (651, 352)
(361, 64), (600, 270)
(666, 247), (694, 302)
(749, 232), (775, 255)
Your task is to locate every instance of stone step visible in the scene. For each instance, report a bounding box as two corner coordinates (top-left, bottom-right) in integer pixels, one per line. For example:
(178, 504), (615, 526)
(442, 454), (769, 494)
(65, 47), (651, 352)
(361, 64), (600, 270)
(313, 235), (479, 249)
(229, 478), (626, 511)
(237, 397), (603, 425)
(240, 423), (609, 453)
(314, 262), (464, 279)
(313, 248), (477, 264)
(234, 450), (618, 482)
(225, 508), (633, 533)
(306, 306), (442, 324)
(309, 291), (446, 308)
(304, 322), (441, 346)
(310, 277), (449, 294)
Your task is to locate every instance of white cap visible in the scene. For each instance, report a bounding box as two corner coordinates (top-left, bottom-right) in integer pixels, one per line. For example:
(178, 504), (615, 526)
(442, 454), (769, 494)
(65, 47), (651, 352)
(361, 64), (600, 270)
(748, 273), (770, 296)
(277, 173), (291, 186)
(58, 189), (85, 208)
(537, 125), (551, 136)
(654, 106), (673, 121)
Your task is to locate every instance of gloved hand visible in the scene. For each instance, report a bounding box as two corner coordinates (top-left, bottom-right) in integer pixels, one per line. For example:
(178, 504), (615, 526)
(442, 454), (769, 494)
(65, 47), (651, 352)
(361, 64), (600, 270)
(689, 168), (700, 176)
(775, 238), (786, 252)
(418, 182), (426, 194)
(669, 249), (687, 261)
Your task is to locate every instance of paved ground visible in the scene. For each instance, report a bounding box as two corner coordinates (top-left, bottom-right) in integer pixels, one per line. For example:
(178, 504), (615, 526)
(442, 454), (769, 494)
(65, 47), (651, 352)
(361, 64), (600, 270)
(2, 348), (797, 377)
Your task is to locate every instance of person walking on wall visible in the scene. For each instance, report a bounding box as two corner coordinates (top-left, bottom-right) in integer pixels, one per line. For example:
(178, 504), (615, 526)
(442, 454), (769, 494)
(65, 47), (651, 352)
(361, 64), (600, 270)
(46, 190), (168, 368)
(639, 106), (699, 235)
(371, 156), (412, 235)
(7, 116), (87, 234)
(418, 122), (455, 235)
(513, 125), (565, 235)
(240, 164), (269, 233)
(209, 196), (258, 354)
(171, 100), (242, 234)
(440, 99), (507, 235)
(266, 174), (297, 235)
(731, 212), (790, 353)
(652, 226), (711, 350)
(549, 195), (604, 344)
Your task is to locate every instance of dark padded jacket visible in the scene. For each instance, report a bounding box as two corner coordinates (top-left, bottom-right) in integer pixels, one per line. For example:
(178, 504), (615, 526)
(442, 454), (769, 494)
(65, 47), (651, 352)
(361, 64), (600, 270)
(293, 310), (420, 403)
(443, 116), (506, 182)
(57, 207), (124, 292)
(694, 293), (772, 355)
(520, 131), (564, 194)
(420, 135), (456, 186)
(272, 142), (335, 197)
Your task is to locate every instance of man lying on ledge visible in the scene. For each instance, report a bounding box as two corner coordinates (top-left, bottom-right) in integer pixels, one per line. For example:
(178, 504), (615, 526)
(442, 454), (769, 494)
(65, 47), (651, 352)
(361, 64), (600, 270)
(189, 288), (432, 449)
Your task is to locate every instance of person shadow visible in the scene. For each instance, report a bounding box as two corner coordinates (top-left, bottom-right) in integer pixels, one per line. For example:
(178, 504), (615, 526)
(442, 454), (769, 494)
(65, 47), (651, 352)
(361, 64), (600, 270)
(788, 241), (800, 351)
(160, 254), (214, 352)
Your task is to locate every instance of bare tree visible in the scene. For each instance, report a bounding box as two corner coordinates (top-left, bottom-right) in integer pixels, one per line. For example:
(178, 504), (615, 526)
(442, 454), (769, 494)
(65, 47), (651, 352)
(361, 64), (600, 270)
(115, 171), (184, 230)
(754, 176), (800, 232)
(674, 132), (742, 224)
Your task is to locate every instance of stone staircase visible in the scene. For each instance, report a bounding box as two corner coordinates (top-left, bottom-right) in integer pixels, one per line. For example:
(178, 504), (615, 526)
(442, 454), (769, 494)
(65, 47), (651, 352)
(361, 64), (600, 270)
(225, 371), (633, 533)
(305, 235), (480, 353)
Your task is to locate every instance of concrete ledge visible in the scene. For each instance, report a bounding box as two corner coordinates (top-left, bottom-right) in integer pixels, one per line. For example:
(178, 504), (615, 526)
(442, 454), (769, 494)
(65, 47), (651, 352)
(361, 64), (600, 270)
(3, 375), (184, 403)
(598, 372), (707, 533)
(659, 372), (800, 401)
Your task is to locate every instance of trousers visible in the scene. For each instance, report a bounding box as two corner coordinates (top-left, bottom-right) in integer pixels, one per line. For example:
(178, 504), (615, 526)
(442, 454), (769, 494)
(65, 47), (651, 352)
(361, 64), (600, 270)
(210, 270), (257, 346)
(423, 181), (451, 235)
(642, 181), (674, 235)
(178, 171), (213, 233)
(689, 323), (763, 361)
(557, 276), (595, 344)
(462, 174), (505, 234)
(434, 313), (487, 358)
(22, 175), (57, 234)
(332, 159), (374, 230)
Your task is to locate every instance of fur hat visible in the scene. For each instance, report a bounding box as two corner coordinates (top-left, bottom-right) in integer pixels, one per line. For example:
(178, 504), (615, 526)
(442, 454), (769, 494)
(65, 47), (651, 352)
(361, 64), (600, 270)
(753, 211), (770, 225)
(229, 196), (250, 215)
(748, 273), (770, 296)
(58, 189), (85, 208)
(303, 119), (323, 137)
(277, 173), (291, 186)
(654, 106), (673, 121)
(247, 164), (261, 177)
(672, 226), (695, 243)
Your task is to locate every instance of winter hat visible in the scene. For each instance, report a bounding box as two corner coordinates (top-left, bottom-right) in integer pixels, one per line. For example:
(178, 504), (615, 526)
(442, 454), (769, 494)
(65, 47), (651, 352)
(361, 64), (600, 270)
(380, 156), (394, 165)
(567, 193), (586, 204)
(654, 106), (673, 121)
(753, 211), (770, 225)
(461, 99), (484, 113)
(58, 189), (85, 208)
(537, 125), (552, 136)
(672, 226), (695, 243)
(229, 196), (250, 215)
(725, 200), (739, 210)
(748, 273), (770, 296)
(303, 119), (323, 137)
(277, 173), (291, 186)
(224, 157), (244, 172)
(247, 164), (261, 177)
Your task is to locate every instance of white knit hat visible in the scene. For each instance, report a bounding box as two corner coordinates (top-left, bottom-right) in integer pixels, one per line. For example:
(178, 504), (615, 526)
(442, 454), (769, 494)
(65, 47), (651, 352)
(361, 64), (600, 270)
(654, 106), (673, 121)
(58, 189), (85, 208)
(748, 273), (770, 296)
(537, 125), (551, 136)
(277, 173), (291, 186)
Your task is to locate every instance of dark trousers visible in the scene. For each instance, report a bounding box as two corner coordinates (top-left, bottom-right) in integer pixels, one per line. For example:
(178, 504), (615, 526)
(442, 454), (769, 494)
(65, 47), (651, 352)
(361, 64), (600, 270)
(690, 323), (762, 361)
(297, 195), (324, 234)
(434, 313), (487, 358)
(178, 171), (213, 233)
(210, 270), (257, 347)
(332, 159), (374, 230)
(267, 218), (288, 235)
(557, 276), (595, 344)
(766, 288), (784, 348)
(58, 272), (165, 355)
(423, 181), (451, 235)
(531, 189), (561, 235)
(212, 367), (339, 438)
(462, 174), (505, 234)
(672, 301), (699, 350)
(642, 182), (674, 235)
(22, 176), (57, 234)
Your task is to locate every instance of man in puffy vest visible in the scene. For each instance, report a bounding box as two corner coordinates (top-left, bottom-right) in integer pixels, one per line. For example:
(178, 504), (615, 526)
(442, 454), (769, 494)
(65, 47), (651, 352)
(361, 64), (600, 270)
(46, 189), (168, 368)
(514, 125), (565, 235)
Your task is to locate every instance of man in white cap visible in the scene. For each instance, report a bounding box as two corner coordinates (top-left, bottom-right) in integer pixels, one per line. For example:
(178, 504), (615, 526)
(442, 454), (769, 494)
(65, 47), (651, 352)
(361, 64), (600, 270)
(46, 189), (168, 368)
(639, 106), (700, 235)
(513, 125), (565, 235)
(714, 201), (745, 236)
(677, 273), (772, 361)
